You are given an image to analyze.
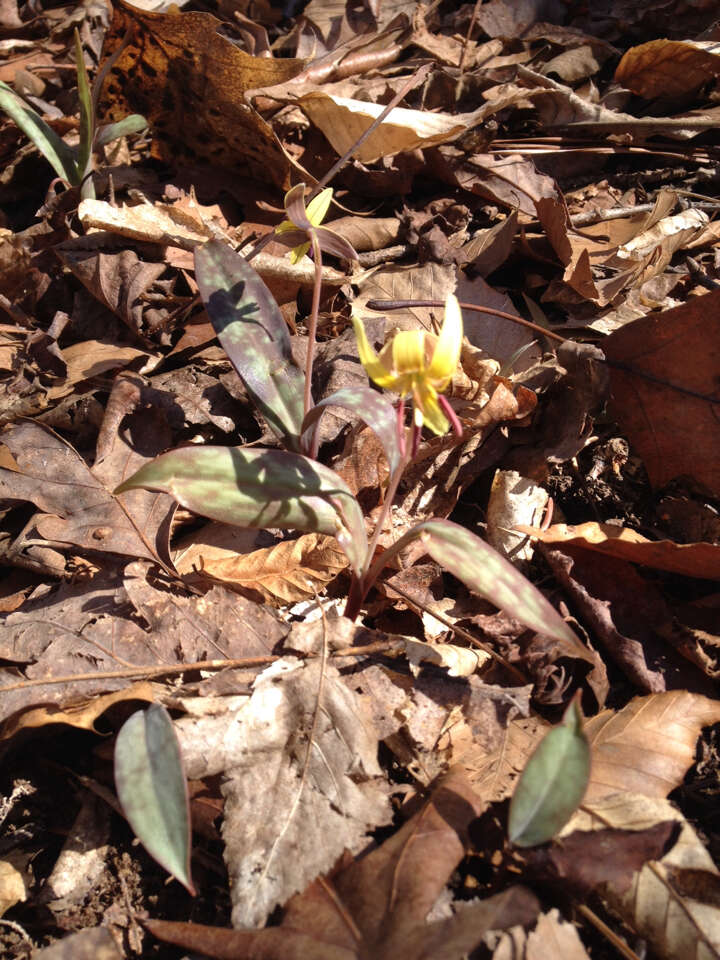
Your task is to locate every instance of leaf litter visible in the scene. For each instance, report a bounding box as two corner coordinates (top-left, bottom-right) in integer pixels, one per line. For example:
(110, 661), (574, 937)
(1, 0), (720, 958)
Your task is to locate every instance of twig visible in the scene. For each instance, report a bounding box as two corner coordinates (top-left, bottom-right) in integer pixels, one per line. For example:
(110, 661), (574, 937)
(0, 642), (403, 694)
(576, 905), (643, 960)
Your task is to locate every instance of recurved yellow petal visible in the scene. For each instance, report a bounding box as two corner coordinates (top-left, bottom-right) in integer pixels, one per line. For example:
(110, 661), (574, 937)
(289, 241), (310, 264)
(352, 316), (396, 388)
(427, 294), (462, 384)
(305, 188), (333, 227)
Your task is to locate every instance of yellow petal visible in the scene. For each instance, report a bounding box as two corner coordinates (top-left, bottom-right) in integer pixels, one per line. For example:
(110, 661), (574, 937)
(289, 241), (310, 263)
(352, 316), (397, 389)
(391, 329), (426, 376)
(275, 219), (295, 235)
(305, 188), (333, 227)
(414, 381), (449, 435)
(427, 294), (463, 384)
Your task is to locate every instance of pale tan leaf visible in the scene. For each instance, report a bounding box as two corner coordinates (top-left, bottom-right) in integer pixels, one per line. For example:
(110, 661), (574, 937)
(584, 691), (720, 803)
(526, 909), (591, 959)
(403, 639), (490, 678)
(195, 533), (349, 604)
(566, 793), (720, 960)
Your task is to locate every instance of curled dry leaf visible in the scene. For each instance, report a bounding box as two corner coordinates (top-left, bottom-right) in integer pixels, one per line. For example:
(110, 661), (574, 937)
(184, 532), (349, 605)
(517, 521), (720, 581)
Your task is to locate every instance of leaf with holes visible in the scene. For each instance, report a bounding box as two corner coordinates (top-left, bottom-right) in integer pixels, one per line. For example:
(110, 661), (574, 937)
(114, 704), (194, 894)
(195, 240), (305, 449)
(115, 445), (368, 576)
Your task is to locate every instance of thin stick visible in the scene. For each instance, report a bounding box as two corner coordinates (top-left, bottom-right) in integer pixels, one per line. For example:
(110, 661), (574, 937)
(0, 642), (403, 695)
(576, 904), (643, 960)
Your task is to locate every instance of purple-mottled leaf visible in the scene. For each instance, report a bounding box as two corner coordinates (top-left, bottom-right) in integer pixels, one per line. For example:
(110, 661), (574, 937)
(115, 445), (368, 576)
(382, 519), (578, 644)
(301, 387), (402, 472)
(509, 697), (590, 847)
(195, 240), (305, 449)
(114, 704), (194, 894)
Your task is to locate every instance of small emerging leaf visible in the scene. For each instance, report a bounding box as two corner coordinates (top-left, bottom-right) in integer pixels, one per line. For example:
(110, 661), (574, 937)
(95, 114), (148, 147)
(301, 386), (402, 472)
(508, 697), (591, 847)
(116, 445), (368, 576)
(195, 240), (305, 449)
(114, 704), (194, 893)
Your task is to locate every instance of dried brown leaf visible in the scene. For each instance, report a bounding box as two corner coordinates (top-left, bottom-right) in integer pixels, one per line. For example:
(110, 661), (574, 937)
(188, 533), (349, 604)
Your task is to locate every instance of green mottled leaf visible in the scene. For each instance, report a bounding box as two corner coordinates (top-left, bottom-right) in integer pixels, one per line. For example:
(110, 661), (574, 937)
(301, 386), (402, 472)
(95, 114), (148, 147)
(114, 704), (194, 893)
(0, 80), (78, 183)
(401, 519), (578, 644)
(195, 240), (305, 449)
(115, 445), (368, 576)
(508, 698), (590, 847)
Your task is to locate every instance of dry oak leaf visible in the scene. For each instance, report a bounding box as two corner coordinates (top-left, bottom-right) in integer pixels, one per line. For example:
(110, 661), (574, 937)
(583, 690), (720, 804)
(184, 532), (349, 605)
(616, 39), (720, 99)
(603, 288), (720, 497)
(516, 522), (720, 581)
(98, 0), (305, 187)
(146, 767), (539, 959)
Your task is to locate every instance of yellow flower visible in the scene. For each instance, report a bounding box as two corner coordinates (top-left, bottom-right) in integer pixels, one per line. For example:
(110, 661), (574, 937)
(275, 184), (357, 265)
(352, 295), (463, 435)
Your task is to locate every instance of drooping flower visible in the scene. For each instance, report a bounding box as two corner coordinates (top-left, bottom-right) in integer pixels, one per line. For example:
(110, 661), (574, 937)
(275, 183), (358, 264)
(352, 295), (463, 435)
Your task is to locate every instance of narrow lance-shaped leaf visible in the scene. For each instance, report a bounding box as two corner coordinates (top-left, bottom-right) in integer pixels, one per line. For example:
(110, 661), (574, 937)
(114, 704), (195, 894)
(0, 80), (78, 183)
(74, 28), (94, 196)
(508, 696), (591, 847)
(115, 445), (368, 576)
(195, 240), (305, 449)
(301, 386), (403, 472)
(375, 518), (578, 645)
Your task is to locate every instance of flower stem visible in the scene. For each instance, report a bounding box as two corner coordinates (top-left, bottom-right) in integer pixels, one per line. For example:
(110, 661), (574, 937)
(304, 230), (322, 418)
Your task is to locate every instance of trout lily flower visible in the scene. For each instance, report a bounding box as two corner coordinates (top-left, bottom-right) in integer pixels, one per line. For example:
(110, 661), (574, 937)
(352, 295), (463, 435)
(275, 183), (358, 264)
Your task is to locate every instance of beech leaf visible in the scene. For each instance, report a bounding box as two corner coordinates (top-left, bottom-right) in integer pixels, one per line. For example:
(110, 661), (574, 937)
(114, 704), (194, 894)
